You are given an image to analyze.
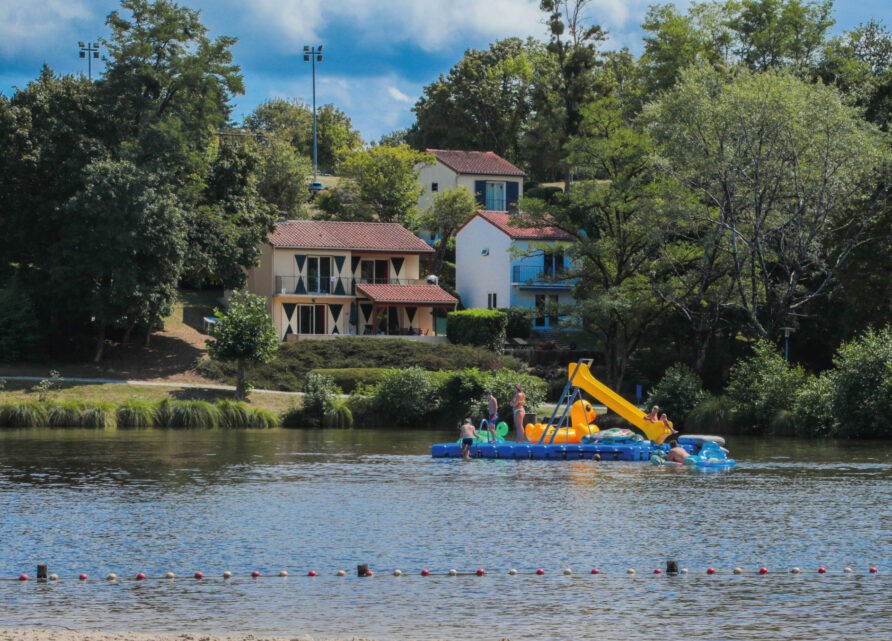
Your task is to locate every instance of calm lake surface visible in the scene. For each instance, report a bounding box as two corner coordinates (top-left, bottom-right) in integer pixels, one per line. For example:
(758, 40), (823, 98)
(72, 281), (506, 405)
(1, 428), (890, 641)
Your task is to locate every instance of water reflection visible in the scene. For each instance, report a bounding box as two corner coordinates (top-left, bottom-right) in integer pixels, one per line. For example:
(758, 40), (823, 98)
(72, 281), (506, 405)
(0, 429), (890, 641)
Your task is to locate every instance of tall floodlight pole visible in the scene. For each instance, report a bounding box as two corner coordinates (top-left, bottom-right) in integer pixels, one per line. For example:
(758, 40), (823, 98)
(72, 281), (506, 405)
(303, 45), (323, 182)
(78, 41), (100, 80)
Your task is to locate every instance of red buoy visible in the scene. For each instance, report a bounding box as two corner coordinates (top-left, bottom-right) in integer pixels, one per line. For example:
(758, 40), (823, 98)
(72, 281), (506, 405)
(706, 568), (716, 575)
(252, 570), (260, 578)
(19, 574), (28, 581)
(591, 568), (600, 575)
(194, 571), (203, 579)
(536, 568), (545, 575)
(818, 567), (826, 574)
(654, 568), (662, 574)
(759, 567), (768, 575)
(476, 568), (486, 576)
(136, 573), (146, 581)
(79, 573), (88, 581)
(870, 567), (878, 573)
(421, 569), (430, 576)
(307, 570), (317, 577)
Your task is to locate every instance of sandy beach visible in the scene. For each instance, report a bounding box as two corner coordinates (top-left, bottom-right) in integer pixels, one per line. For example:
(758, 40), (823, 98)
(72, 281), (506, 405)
(0, 631), (381, 641)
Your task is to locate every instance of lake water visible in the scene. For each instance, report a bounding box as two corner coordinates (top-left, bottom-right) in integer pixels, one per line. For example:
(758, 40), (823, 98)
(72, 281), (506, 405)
(1, 428), (890, 641)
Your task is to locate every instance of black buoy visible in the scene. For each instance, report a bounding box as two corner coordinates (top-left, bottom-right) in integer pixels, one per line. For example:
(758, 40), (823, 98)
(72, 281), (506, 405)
(357, 564), (370, 577)
(37, 564), (48, 580)
(667, 560), (679, 575)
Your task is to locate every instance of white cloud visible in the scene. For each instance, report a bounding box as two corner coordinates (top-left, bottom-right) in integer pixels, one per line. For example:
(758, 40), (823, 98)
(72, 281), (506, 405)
(0, 1), (93, 56)
(387, 86), (410, 103)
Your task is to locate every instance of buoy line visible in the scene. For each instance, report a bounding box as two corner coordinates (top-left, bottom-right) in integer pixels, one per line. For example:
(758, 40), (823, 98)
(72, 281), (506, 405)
(5, 564), (881, 582)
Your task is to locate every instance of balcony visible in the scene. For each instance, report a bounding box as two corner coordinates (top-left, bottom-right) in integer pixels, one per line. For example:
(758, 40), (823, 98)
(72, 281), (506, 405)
(274, 276), (422, 296)
(511, 265), (575, 289)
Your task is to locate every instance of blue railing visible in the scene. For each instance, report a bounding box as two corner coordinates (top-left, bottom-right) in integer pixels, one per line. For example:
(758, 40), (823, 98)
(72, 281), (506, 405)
(511, 265), (574, 288)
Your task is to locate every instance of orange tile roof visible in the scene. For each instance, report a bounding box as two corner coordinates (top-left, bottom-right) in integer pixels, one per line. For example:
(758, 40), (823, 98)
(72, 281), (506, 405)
(356, 284), (458, 305)
(458, 210), (572, 241)
(269, 220), (434, 253)
(427, 149), (525, 177)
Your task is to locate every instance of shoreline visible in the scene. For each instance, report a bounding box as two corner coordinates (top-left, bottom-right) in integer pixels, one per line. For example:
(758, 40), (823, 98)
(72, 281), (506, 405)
(0, 629), (380, 641)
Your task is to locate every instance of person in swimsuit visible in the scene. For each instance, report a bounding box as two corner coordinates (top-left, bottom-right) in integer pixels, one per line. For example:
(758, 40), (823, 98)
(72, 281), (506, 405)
(512, 384), (527, 443)
(484, 389), (499, 442)
(667, 440), (689, 463)
(644, 405), (659, 422)
(459, 418), (480, 459)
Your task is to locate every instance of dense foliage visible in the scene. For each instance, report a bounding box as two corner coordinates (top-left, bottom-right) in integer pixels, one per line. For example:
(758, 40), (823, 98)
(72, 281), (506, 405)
(446, 309), (509, 353)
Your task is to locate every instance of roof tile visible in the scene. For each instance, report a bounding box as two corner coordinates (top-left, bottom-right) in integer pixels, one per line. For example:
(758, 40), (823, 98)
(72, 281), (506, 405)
(269, 221), (433, 253)
(461, 210), (572, 241)
(356, 284), (458, 305)
(427, 149), (525, 177)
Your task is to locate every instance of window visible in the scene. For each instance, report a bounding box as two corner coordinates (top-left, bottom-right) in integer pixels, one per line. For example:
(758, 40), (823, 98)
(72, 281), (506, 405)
(306, 256), (332, 293)
(487, 293), (498, 309)
(298, 304), (326, 334)
(534, 294), (559, 328)
(360, 259), (389, 284)
(485, 182), (506, 210)
(431, 182), (439, 192)
(543, 249), (566, 278)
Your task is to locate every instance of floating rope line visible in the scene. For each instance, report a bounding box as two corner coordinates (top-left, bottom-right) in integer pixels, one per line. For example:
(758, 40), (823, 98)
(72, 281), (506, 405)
(6, 564), (881, 582)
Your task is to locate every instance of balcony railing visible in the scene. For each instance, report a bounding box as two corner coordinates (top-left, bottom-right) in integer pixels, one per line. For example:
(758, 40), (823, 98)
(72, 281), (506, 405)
(511, 265), (575, 288)
(274, 276), (422, 295)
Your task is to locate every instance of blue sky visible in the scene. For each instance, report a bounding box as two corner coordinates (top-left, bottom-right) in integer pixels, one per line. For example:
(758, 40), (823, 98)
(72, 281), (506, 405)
(1, 0), (890, 144)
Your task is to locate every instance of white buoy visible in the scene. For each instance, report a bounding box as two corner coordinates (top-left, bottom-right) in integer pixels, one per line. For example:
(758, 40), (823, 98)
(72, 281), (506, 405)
(844, 567), (853, 573)
(223, 571), (232, 579)
(733, 567), (743, 575)
(508, 568), (518, 575)
(449, 569), (458, 576)
(627, 568), (636, 575)
(791, 567), (801, 574)
(393, 569), (402, 577)
(107, 573), (117, 581)
(279, 570), (288, 577)
(50, 573), (59, 581)
(563, 568), (572, 575)
(165, 572), (176, 579)
(336, 570), (346, 577)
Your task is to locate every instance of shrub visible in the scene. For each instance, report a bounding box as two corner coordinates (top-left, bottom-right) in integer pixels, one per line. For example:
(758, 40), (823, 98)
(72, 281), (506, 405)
(723, 340), (807, 434)
(793, 374), (838, 437)
(685, 395), (733, 434)
(117, 400), (157, 429)
(436, 368), (490, 423)
(446, 309), (508, 353)
(247, 406), (279, 429)
(503, 307), (533, 340)
(309, 368), (389, 393)
(217, 400), (253, 428)
(373, 367), (437, 426)
(302, 372), (341, 427)
(31, 370), (63, 403)
(830, 326), (892, 438)
(323, 396), (354, 428)
(645, 363), (710, 426)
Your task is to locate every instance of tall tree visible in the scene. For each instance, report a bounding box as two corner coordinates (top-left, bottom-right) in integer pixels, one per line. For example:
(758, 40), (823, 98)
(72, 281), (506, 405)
(99, 0), (244, 188)
(416, 186), (478, 281)
(523, 97), (678, 388)
(532, 0), (607, 188)
(644, 65), (888, 346)
(407, 37), (539, 163)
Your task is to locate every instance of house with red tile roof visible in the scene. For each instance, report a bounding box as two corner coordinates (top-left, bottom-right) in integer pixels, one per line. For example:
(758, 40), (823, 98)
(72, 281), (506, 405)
(455, 211), (575, 331)
(418, 149), (525, 213)
(246, 220), (457, 340)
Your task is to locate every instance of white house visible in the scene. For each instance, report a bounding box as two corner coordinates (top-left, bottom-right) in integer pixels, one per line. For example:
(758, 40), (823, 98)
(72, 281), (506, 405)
(455, 210), (575, 331)
(417, 149), (525, 213)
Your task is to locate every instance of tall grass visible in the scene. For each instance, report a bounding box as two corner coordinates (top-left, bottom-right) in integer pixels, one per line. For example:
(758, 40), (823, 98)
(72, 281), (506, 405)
(117, 400), (157, 429)
(80, 403), (117, 429)
(217, 400), (280, 428)
(165, 400), (222, 429)
(47, 402), (86, 428)
(323, 397), (354, 429)
(0, 402), (48, 428)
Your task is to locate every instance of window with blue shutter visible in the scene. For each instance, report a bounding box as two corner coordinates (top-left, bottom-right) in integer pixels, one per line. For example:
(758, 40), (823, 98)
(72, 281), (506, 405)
(474, 180), (486, 207)
(507, 181), (519, 210)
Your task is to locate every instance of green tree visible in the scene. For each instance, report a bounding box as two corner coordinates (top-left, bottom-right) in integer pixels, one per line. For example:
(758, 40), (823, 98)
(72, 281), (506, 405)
(337, 145), (434, 224)
(416, 186), (478, 279)
(254, 135), (313, 218)
(315, 104), (364, 173)
(644, 65), (888, 345)
(207, 290), (278, 400)
(99, 0), (244, 186)
(524, 97), (678, 388)
(407, 37), (539, 163)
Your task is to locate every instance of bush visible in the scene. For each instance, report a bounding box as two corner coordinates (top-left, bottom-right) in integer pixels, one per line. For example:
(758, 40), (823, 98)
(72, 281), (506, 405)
(685, 395), (733, 434)
(446, 309), (508, 353)
(323, 396), (354, 428)
(830, 326), (892, 438)
(80, 404), (117, 429)
(503, 307), (533, 340)
(161, 400), (222, 429)
(309, 368), (389, 393)
(793, 374), (837, 437)
(117, 400), (157, 429)
(302, 372), (341, 427)
(723, 340), (808, 434)
(645, 363), (709, 426)
(373, 367), (437, 426)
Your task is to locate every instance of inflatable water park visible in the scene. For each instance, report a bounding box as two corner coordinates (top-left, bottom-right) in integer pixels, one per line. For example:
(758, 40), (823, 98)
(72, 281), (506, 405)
(431, 359), (735, 468)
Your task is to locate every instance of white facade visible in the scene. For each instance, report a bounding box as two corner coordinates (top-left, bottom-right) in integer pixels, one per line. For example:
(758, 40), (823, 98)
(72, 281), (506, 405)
(455, 212), (575, 330)
(417, 160), (524, 213)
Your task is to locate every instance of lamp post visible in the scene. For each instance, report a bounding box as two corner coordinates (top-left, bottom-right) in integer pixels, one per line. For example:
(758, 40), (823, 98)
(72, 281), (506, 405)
(303, 45), (323, 182)
(782, 327), (794, 362)
(78, 41), (100, 80)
